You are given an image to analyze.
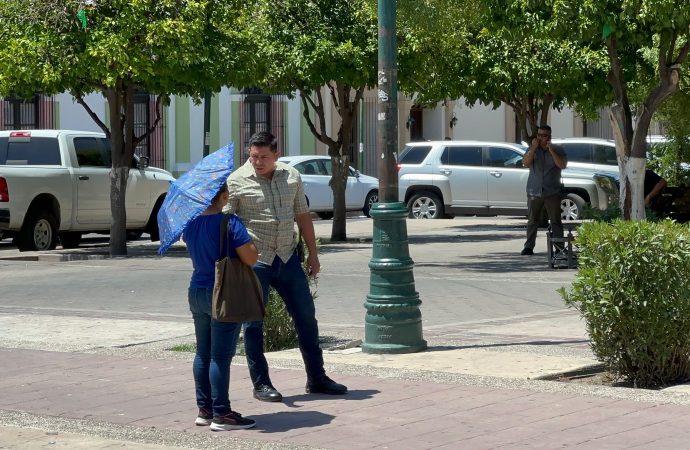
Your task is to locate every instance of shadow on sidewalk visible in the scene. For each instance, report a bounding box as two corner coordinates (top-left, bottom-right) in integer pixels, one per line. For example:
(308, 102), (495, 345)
(415, 252), (565, 273)
(280, 389), (379, 409)
(426, 340), (590, 351)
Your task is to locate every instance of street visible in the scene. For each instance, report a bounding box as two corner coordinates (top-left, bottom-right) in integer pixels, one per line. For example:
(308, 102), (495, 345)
(0, 216), (575, 342)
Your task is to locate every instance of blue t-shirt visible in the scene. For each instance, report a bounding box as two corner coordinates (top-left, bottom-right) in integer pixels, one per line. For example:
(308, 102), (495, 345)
(183, 213), (252, 288)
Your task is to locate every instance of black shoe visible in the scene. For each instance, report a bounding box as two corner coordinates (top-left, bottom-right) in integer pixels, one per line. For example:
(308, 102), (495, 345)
(253, 384), (283, 402)
(306, 376), (347, 395)
(210, 410), (256, 431)
(520, 248), (534, 255)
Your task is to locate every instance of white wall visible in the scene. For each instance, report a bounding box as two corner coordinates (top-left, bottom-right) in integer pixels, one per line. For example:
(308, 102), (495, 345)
(422, 106), (444, 141)
(57, 93), (106, 132)
(454, 101), (507, 141)
(550, 108), (575, 138)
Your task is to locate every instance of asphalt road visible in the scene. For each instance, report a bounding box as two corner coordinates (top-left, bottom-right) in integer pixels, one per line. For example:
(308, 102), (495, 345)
(0, 216), (575, 337)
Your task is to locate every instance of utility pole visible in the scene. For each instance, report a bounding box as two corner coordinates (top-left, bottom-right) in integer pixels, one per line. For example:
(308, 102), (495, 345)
(203, 90), (211, 157)
(362, 0), (426, 354)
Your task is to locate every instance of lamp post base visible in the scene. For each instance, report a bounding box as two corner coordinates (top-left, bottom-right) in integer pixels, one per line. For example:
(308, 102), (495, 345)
(363, 202), (426, 354)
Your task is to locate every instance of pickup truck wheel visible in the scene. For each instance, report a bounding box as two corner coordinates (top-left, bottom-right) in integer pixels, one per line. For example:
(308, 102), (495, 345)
(317, 212), (334, 220)
(126, 231), (144, 241)
(17, 211), (58, 251)
(408, 191), (444, 219)
(561, 193), (585, 220)
(146, 196), (165, 242)
(59, 232), (82, 249)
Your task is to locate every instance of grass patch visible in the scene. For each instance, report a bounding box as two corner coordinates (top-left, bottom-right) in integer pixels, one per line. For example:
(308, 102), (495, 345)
(168, 343), (196, 352)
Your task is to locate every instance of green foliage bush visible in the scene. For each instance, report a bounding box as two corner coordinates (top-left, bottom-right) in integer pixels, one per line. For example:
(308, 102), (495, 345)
(262, 288), (298, 352)
(560, 219), (690, 388)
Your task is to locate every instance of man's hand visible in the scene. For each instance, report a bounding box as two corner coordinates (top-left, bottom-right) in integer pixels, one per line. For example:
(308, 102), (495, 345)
(306, 253), (320, 278)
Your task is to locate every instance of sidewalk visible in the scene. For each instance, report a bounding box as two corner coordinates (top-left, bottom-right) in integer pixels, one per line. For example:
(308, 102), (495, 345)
(3, 218), (690, 448)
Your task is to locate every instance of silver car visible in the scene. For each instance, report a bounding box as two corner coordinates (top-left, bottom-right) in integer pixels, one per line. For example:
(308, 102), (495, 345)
(398, 141), (612, 220)
(279, 155), (379, 219)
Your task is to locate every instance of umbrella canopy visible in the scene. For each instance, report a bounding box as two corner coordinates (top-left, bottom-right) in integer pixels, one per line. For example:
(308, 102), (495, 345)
(157, 143), (235, 255)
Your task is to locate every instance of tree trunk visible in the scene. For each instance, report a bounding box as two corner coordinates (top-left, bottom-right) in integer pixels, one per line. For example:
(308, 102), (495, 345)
(105, 82), (134, 256)
(606, 35), (686, 220)
(330, 151), (349, 241)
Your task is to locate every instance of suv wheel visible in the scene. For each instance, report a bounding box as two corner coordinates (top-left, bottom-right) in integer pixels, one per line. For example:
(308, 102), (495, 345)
(408, 191), (444, 219)
(561, 193), (585, 220)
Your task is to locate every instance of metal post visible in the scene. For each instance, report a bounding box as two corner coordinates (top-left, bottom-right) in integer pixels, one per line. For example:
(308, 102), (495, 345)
(203, 90), (211, 157)
(362, 0), (426, 354)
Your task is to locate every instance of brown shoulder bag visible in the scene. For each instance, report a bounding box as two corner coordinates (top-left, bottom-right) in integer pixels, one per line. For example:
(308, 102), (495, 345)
(211, 215), (265, 322)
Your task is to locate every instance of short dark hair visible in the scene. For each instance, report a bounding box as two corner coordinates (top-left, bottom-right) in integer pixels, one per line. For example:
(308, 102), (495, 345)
(212, 182), (228, 203)
(537, 125), (552, 134)
(248, 131), (278, 152)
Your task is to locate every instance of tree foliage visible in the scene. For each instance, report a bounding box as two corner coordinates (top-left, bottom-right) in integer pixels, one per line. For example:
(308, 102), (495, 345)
(546, 0), (690, 219)
(398, 0), (609, 141)
(0, 0), (254, 254)
(245, 0), (379, 241)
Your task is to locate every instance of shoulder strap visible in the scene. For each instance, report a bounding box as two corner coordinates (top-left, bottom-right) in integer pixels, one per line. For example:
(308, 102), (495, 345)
(218, 214), (230, 260)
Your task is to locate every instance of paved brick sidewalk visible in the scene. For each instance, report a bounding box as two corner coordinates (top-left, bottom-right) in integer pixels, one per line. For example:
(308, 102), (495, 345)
(3, 348), (690, 449)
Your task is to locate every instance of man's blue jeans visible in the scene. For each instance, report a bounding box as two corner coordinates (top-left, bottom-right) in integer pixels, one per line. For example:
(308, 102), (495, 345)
(245, 251), (325, 386)
(188, 287), (241, 417)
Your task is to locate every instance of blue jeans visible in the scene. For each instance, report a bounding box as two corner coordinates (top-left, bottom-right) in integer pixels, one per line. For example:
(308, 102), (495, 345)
(244, 251), (325, 386)
(188, 287), (241, 417)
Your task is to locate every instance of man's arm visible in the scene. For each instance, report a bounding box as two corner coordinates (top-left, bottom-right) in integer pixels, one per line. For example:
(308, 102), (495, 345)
(295, 212), (320, 277)
(645, 178), (667, 206)
(547, 144), (568, 169)
(523, 137), (538, 168)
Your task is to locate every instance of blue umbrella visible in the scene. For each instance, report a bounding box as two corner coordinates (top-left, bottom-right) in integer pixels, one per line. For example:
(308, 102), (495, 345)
(157, 143), (235, 255)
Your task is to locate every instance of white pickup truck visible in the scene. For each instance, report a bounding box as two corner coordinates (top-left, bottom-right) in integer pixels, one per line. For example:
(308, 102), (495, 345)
(0, 129), (174, 251)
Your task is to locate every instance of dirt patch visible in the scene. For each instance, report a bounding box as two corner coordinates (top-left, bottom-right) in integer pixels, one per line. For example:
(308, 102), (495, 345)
(548, 366), (689, 389)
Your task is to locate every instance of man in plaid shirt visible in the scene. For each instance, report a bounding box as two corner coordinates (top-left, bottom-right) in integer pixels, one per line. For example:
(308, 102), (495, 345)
(226, 131), (347, 402)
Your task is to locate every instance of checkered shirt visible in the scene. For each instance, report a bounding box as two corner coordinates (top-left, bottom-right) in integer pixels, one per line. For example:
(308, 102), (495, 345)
(225, 160), (309, 265)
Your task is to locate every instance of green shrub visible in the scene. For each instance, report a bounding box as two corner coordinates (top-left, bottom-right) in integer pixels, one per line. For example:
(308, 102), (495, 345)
(262, 288), (298, 351)
(560, 219), (690, 388)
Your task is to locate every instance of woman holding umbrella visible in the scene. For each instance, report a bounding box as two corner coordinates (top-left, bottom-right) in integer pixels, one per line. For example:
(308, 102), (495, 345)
(184, 183), (258, 431)
(157, 144), (257, 431)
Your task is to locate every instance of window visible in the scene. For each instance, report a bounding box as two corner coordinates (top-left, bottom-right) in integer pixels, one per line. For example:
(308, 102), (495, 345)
(399, 145), (432, 164)
(486, 147), (523, 168)
(560, 143), (592, 163)
(442, 146), (482, 166)
(0, 137), (61, 165)
(294, 160), (326, 176)
(593, 145), (617, 165)
(74, 137), (106, 167)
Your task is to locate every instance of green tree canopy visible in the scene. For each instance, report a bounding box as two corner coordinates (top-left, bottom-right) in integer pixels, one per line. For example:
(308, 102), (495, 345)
(0, 0), (255, 254)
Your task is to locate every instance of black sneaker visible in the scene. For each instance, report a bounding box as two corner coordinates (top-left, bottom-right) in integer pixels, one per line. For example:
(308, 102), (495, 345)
(520, 248), (534, 255)
(210, 411), (256, 431)
(195, 407), (213, 426)
(306, 376), (347, 395)
(253, 384), (283, 402)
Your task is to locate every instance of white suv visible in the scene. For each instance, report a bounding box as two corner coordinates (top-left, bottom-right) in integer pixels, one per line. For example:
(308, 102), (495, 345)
(397, 141), (612, 220)
(550, 138), (619, 175)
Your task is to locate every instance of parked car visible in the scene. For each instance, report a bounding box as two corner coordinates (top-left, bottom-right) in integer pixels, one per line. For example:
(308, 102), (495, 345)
(550, 138), (619, 174)
(0, 130), (173, 251)
(397, 141), (614, 220)
(278, 155), (379, 219)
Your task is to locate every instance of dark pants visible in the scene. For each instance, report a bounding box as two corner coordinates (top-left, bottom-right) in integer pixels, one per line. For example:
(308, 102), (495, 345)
(524, 194), (563, 250)
(244, 251), (325, 387)
(188, 287), (241, 417)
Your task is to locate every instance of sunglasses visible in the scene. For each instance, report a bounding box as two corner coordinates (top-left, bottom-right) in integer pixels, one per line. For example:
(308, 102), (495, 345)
(537, 133), (551, 137)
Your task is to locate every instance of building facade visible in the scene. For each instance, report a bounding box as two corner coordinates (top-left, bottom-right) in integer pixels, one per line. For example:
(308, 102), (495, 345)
(2, 90), (620, 178)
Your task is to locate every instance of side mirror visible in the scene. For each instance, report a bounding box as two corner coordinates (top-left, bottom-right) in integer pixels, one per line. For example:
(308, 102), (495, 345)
(137, 156), (150, 169)
(354, 170), (361, 178)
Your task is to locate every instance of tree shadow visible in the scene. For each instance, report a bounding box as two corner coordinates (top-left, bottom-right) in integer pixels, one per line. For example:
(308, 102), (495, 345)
(415, 251), (563, 273)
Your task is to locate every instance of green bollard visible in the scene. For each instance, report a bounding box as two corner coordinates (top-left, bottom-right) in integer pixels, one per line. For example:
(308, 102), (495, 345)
(363, 202), (426, 354)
